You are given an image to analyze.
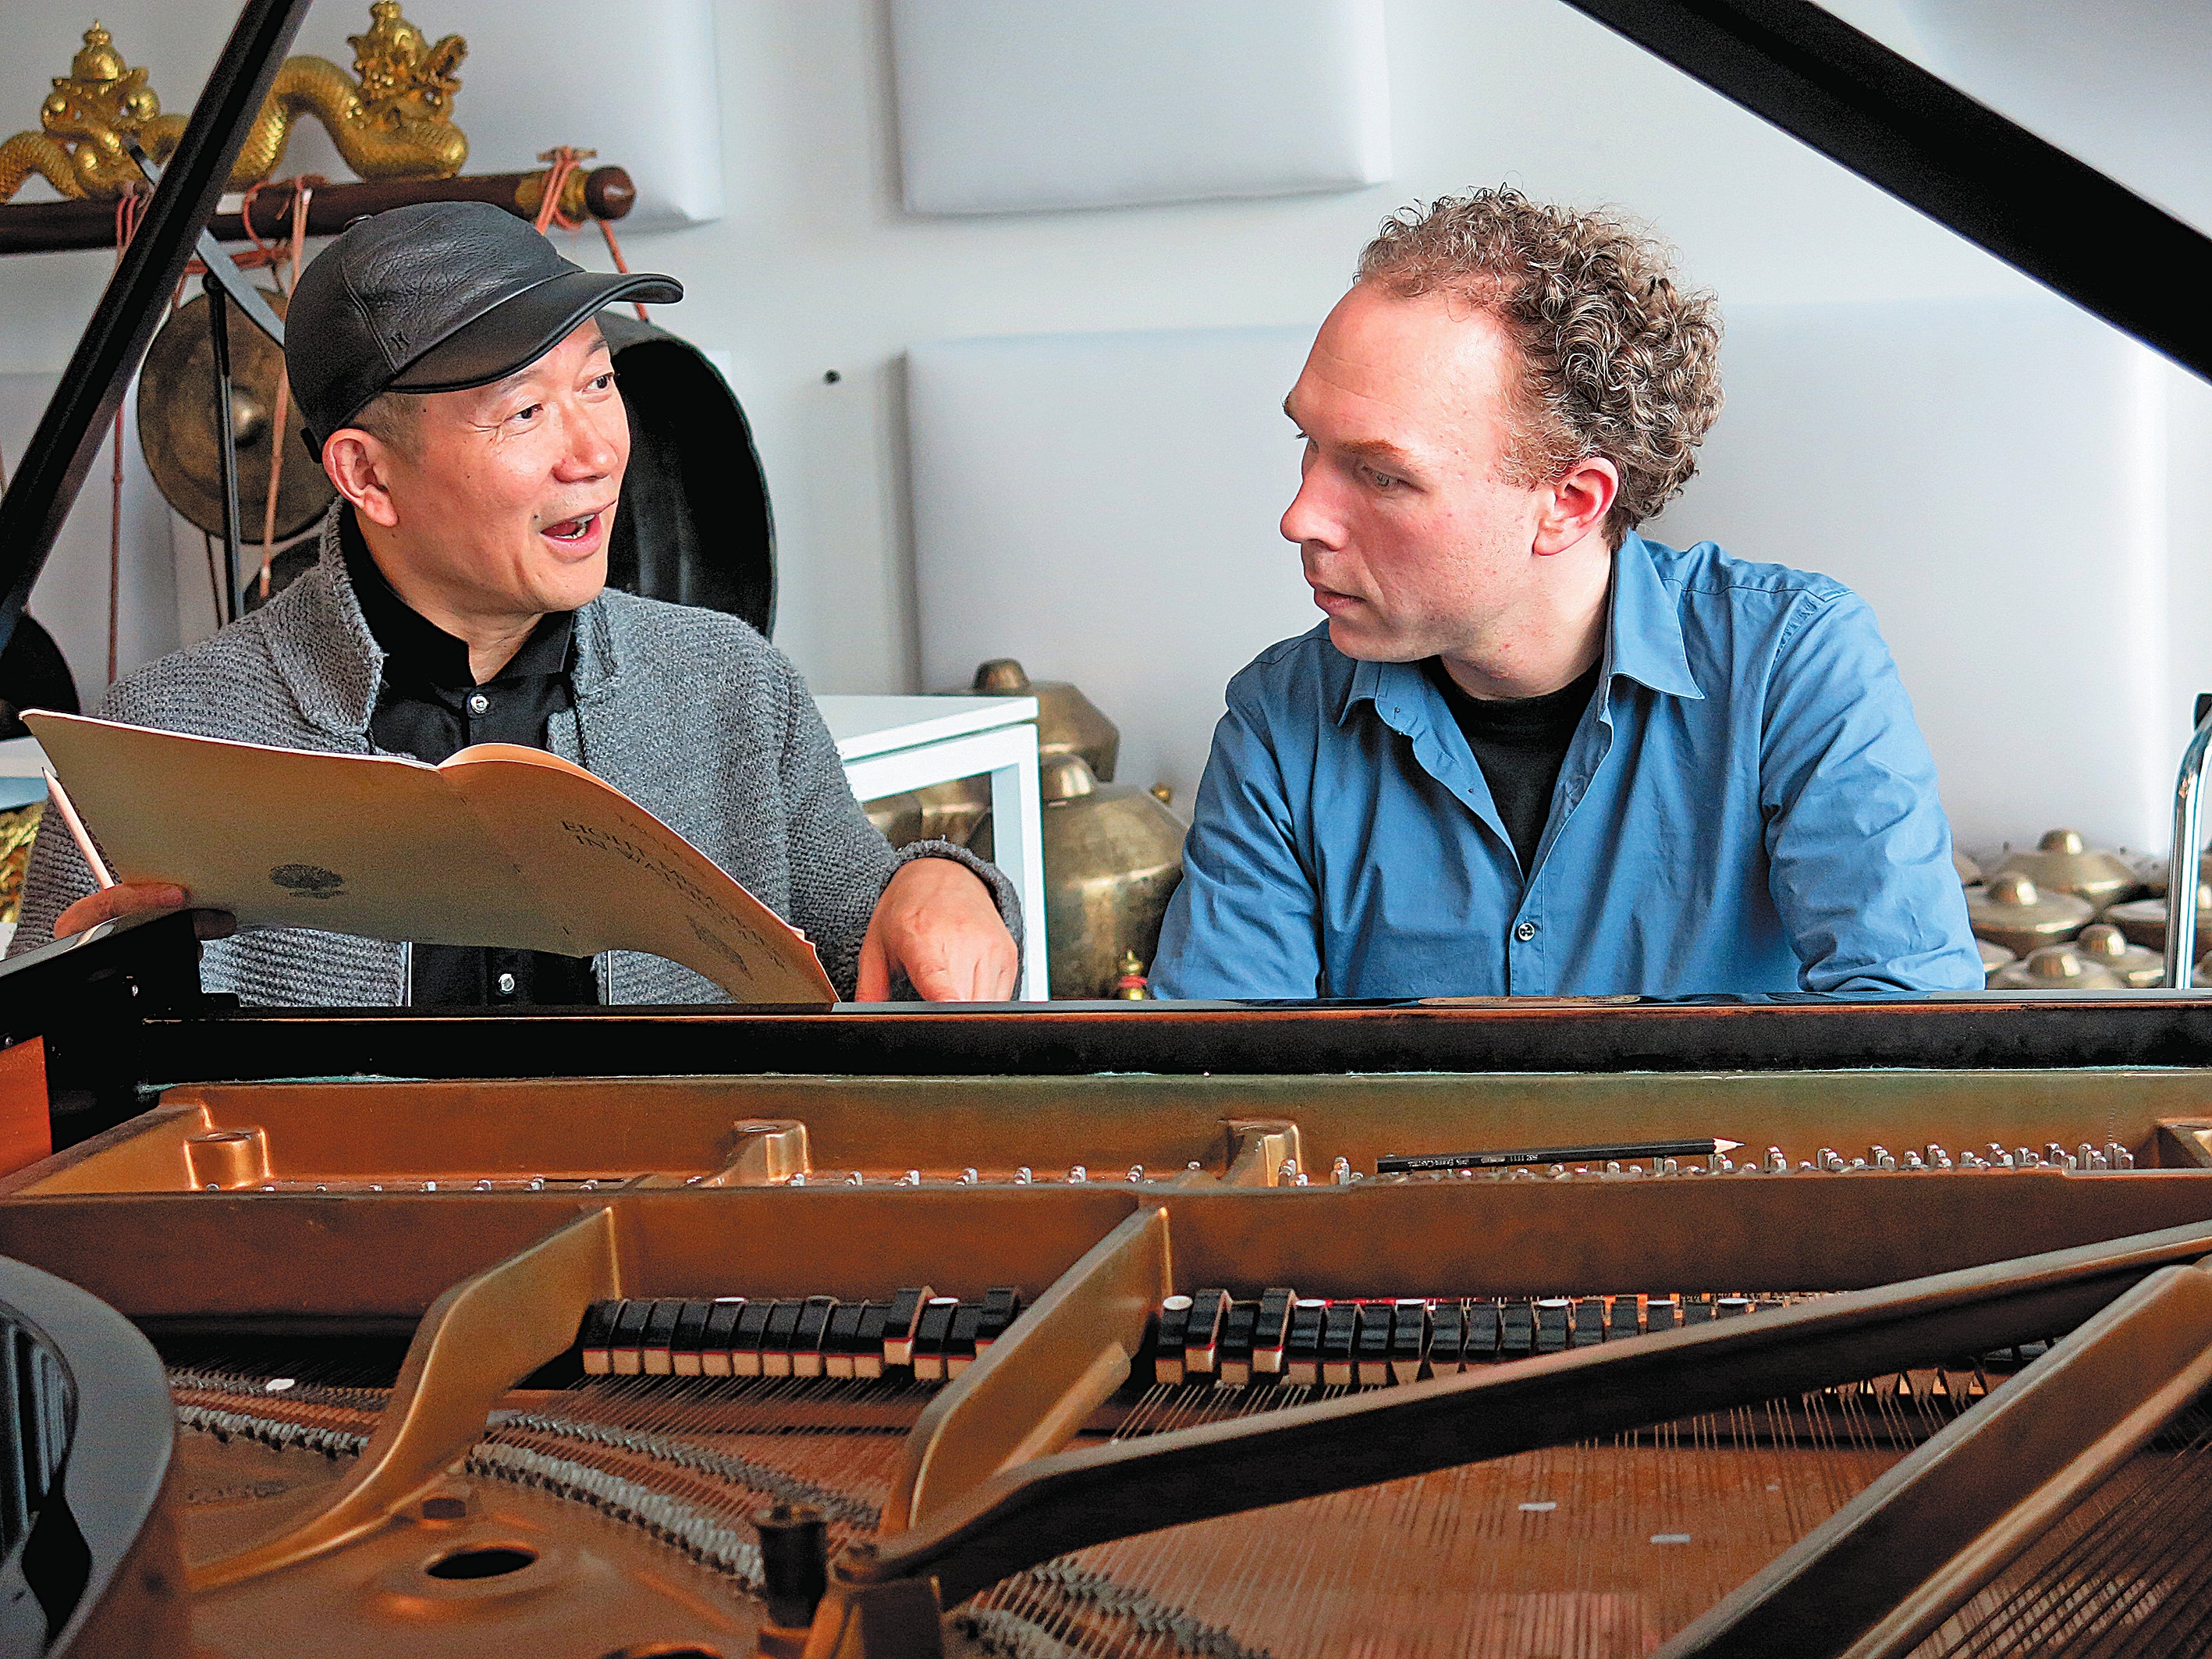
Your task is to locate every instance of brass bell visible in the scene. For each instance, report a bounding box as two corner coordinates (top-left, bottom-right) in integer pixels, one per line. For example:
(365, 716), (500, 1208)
(2101, 882), (2212, 952)
(965, 659), (1120, 781)
(1990, 943), (2124, 991)
(2070, 921), (2164, 989)
(1954, 849), (1983, 888)
(861, 778), (992, 851)
(1965, 872), (2093, 957)
(1977, 937), (2015, 986)
(1994, 829), (2142, 913)
(1038, 755), (1185, 999)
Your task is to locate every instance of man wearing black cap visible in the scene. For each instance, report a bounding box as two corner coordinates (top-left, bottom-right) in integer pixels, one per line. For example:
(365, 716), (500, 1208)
(13, 203), (1021, 1005)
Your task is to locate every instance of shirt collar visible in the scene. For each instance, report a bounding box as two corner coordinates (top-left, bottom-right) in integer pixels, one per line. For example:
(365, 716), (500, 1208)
(1344, 529), (1703, 721)
(340, 506), (575, 690)
(1606, 529), (1703, 701)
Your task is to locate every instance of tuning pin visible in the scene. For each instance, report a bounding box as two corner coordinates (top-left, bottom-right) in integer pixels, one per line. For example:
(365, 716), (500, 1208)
(1872, 1147), (1896, 1171)
(1294, 1171), (1311, 1186)
(1763, 1146), (1785, 1174)
(1606, 1160), (1622, 1175)
(1932, 1149), (1955, 1171)
(1278, 1159), (1299, 1184)
(1961, 1152), (1987, 1169)
(902, 1170), (921, 1186)
(2111, 1142), (2135, 1170)
(1067, 1165), (1088, 1184)
(2088, 1149), (2110, 1171)
(1186, 1160), (1203, 1172)
(1332, 1156), (1354, 1185)
(960, 1168), (979, 1185)
(1014, 1166), (1032, 1185)
(1849, 1157), (1867, 1171)
(1904, 1150), (1926, 1171)
(847, 1171), (864, 1186)
(1658, 1156), (1678, 1176)
(786, 1172), (806, 1187)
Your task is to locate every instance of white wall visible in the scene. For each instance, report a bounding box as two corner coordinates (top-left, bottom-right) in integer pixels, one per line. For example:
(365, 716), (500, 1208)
(1, 0), (2033, 708)
(10, 0), (2189, 861)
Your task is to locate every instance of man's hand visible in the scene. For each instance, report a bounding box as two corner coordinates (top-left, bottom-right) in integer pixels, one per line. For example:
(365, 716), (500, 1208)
(52, 883), (235, 943)
(854, 858), (1018, 1002)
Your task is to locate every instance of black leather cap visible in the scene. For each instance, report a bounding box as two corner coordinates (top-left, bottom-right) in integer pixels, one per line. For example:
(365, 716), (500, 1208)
(286, 201), (682, 455)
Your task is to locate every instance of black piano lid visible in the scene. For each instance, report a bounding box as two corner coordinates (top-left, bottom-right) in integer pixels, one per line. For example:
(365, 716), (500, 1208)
(1558, 0), (2212, 383)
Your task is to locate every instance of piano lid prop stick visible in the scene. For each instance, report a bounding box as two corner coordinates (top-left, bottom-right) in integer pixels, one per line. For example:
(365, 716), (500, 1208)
(41, 769), (113, 889)
(1376, 1137), (1742, 1174)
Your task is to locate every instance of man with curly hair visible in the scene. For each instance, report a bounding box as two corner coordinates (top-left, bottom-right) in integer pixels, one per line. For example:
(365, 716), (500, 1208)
(1152, 188), (1979, 998)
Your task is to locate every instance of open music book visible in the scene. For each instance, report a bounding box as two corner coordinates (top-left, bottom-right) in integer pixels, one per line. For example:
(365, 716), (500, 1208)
(24, 712), (836, 1006)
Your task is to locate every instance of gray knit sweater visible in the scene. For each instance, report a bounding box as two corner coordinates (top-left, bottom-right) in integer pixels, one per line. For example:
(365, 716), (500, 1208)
(9, 510), (1018, 1005)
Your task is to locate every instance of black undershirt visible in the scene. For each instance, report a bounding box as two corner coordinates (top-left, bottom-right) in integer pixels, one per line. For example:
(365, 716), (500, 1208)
(343, 510), (600, 1007)
(1425, 655), (1603, 877)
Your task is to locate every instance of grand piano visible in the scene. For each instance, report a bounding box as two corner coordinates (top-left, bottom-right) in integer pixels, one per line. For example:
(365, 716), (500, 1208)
(3, 4), (2212, 1657)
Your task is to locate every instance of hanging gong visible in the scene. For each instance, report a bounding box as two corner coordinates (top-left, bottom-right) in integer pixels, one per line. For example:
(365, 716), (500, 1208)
(137, 287), (335, 541)
(595, 313), (776, 637)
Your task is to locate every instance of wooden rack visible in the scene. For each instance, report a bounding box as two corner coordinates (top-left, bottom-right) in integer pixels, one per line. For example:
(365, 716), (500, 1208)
(0, 163), (634, 257)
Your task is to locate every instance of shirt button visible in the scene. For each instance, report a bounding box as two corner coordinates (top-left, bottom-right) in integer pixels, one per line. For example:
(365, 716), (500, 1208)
(495, 972), (517, 996)
(467, 692), (490, 715)
(1514, 921), (1538, 942)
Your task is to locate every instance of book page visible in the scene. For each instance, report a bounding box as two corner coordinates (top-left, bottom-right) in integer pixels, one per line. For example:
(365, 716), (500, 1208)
(439, 745), (833, 1005)
(27, 714), (563, 947)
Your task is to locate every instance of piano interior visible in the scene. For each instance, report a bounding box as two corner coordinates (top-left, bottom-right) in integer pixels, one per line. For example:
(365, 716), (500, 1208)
(12, 1064), (2212, 1657)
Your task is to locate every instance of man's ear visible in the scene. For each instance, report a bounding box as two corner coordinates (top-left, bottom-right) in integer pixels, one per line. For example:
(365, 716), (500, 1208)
(322, 430), (401, 529)
(1533, 456), (1620, 556)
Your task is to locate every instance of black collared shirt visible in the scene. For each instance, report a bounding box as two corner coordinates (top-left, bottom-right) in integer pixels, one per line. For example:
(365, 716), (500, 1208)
(343, 510), (600, 1007)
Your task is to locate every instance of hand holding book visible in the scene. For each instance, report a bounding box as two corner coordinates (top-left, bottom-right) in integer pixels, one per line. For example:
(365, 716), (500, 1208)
(25, 713), (836, 1005)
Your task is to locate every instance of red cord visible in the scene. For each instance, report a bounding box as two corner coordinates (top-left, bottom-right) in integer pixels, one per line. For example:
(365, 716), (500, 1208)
(536, 147), (648, 321)
(109, 190), (149, 680)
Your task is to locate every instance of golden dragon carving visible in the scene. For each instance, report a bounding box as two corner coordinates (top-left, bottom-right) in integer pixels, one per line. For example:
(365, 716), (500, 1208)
(0, 6), (467, 206)
(0, 24), (186, 203)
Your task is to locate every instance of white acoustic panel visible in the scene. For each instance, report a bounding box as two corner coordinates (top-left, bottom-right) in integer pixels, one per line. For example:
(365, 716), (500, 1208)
(1651, 296), (2185, 858)
(909, 325), (1319, 803)
(889, 0), (1390, 215)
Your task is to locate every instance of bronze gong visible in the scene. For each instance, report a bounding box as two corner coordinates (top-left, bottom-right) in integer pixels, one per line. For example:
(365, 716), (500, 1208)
(137, 286), (334, 541)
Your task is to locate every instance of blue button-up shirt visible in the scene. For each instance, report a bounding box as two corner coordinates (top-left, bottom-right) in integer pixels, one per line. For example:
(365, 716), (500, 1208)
(1152, 532), (1981, 999)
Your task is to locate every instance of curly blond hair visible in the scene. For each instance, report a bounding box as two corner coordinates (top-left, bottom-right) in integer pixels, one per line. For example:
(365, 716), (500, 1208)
(1357, 187), (1723, 542)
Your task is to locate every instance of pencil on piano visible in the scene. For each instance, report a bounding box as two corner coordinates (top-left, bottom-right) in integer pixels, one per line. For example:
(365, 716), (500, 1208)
(41, 769), (113, 890)
(1376, 1137), (1742, 1174)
